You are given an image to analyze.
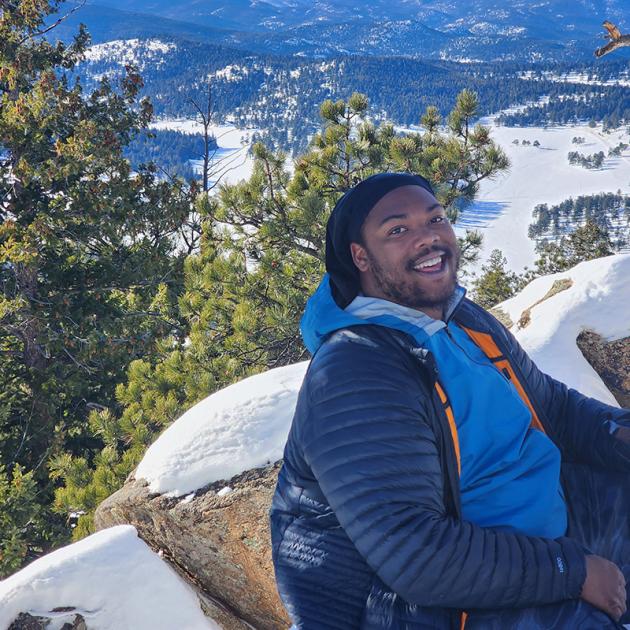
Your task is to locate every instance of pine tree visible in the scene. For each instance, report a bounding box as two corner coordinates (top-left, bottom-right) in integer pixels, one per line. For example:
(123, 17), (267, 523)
(535, 220), (614, 274)
(472, 250), (527, 309)
(0, 0), (195, 570)
(0, 464), (44, 576)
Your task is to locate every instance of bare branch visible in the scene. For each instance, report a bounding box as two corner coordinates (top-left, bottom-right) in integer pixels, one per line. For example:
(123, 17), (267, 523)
(17, 0), (87, 46)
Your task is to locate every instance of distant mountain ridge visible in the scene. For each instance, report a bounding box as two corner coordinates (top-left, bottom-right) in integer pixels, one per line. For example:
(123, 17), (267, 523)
(55, 0), (630, 61)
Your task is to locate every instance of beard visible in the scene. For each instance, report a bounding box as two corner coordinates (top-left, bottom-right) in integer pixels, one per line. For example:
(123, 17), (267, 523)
(365, 243), (460, 312)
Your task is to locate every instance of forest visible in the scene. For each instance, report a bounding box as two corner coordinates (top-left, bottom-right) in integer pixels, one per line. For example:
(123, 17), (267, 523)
(75, 40), (630, 155)
(529, 193), (630, 250)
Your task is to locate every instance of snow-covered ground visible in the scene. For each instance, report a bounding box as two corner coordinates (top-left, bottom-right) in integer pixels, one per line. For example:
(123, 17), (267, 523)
(0, 525), (218, 630)
(454, 121), (630, 273)
(519, 70), (630, 88)
(149, 119), (258, 188)
(83, 39), (177, 70)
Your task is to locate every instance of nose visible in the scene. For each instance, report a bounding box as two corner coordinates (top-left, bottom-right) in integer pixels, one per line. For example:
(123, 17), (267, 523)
(411, 223), (440, 251)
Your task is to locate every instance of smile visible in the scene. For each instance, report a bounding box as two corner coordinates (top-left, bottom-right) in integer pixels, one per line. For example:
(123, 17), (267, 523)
(412, 254), (446, 274)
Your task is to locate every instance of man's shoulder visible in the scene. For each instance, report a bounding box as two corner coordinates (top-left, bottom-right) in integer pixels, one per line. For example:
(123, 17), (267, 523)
(456, 297), (511, 339)
(305, 323), (423, 389)
(314, 323), (411, 362)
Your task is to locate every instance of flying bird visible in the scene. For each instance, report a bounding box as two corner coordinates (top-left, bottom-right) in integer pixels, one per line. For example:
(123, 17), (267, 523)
(594, 20), (630, 58)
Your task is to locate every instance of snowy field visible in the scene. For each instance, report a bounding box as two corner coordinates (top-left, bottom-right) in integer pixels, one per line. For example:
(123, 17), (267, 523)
(149, 119), (258, 187)
(454, 120), (630, 274)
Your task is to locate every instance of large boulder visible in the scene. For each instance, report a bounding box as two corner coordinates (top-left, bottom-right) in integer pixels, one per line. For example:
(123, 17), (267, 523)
(93, 361), (307, 629)
(95, 463), (289, 630)
(576, 330), (630, 407)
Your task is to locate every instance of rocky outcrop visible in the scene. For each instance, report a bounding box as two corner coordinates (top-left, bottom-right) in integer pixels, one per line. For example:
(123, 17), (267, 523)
(576, 331), (630, 407)
(94, 462), (289, 630)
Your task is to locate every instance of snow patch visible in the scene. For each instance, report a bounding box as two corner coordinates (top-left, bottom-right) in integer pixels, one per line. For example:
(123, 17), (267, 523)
(0, 525), (218, 630)
(135, 362), (309, 497)
(83, 39), (177, 67)
(498, 254), (630, 405)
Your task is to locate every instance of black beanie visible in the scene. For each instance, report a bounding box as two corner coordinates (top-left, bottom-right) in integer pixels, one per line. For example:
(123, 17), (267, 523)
(325, 172), (435, 308)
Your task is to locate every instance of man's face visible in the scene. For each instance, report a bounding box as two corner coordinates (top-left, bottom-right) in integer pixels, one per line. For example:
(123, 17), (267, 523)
(349, 185), (460, 319)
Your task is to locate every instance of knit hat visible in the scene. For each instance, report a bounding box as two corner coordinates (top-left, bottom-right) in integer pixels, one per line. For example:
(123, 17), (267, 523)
(325, 172), (435, 307)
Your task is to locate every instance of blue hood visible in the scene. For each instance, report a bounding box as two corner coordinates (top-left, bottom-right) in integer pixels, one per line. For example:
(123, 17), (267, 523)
(301, 275), (365, 354)
(300, 274), (466, 354)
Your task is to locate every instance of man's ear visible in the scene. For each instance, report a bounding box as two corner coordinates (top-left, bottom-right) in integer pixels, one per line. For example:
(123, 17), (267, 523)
(350, 242), (369, 272)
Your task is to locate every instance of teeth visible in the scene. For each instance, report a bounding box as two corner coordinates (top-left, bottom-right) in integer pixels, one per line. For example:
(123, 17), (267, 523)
(414, 255), (442, 270)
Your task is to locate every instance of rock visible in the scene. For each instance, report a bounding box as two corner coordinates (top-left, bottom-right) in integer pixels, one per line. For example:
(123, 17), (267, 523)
(576, 331), (630, 407)
(8, 612), (86, 630)
(517, 278), (573, 329)
(94, 462), (289, 630)
(8, 613), (47, 630)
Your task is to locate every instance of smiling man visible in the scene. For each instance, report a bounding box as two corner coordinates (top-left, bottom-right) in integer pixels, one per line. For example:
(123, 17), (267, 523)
(270, 172), (630, 629)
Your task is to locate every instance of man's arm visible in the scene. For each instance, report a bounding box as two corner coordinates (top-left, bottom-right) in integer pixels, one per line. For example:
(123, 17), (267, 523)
(300, 338), (587, 610)
(498, 322), (630, 470)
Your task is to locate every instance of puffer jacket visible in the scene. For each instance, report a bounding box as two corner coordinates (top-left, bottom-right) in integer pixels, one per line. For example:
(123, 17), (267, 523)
(270, 295), (630, 629)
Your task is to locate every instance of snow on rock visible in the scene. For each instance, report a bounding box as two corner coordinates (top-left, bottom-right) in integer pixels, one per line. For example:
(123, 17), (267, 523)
(0, 525), (218, 630)
(135, 362), (309, 497)
(498, 254), (630, 405)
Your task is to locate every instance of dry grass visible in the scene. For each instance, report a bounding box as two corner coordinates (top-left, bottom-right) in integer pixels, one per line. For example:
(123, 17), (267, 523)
(518, 278), (573, 329)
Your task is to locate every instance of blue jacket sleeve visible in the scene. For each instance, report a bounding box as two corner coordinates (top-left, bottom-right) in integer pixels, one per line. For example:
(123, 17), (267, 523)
(498, 322), (630, 471)
(299, 336), (586, 610)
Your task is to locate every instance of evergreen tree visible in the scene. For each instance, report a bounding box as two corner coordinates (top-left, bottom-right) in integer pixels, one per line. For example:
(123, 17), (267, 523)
(472, 250), (527, 309)
(535, 220), (615, 274)
(0, 463), (44, 576)
(0, 0), (194, 571)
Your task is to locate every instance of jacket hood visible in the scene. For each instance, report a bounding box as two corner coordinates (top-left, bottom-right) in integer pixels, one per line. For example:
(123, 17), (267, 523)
(300, 273), (466, 354)
(301, 275), (365, 354)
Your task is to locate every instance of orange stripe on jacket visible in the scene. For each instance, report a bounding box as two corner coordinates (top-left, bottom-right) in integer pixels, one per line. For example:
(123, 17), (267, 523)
(460, 326), (546, 434)
(434, 382), (461, 475)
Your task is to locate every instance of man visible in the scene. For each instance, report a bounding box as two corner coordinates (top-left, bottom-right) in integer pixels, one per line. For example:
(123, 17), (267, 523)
(270, 172), (630, 629)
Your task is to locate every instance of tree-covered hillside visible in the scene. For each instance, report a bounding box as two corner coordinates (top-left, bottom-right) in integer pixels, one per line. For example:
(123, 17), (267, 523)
(74, 40), (630, 155)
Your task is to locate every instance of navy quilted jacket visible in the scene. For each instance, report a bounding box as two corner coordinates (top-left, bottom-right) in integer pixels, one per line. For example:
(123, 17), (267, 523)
(270, 296), (630, 629)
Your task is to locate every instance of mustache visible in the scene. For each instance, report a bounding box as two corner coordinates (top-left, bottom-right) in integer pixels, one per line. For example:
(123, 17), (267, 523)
(405, 245), (455, 271)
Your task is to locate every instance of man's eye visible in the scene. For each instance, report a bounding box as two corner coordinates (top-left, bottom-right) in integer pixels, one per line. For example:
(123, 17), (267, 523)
(388, 226), (407, 235)
(431, 216), (447, 224)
